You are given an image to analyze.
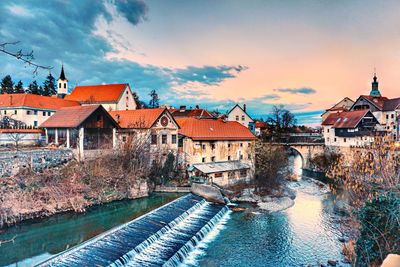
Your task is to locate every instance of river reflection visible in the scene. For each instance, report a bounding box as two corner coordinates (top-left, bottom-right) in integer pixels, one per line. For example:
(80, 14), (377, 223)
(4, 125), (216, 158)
(192, 155), (349, 267)
(0, 193), (181, 267)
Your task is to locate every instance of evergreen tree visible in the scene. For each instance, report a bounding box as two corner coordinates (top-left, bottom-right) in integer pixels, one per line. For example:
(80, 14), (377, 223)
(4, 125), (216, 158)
(148, 89), (160, 108)
(38, 85), (45, 96)
(27, 81), (39, 95)
(1, 75), (14, 94)
(14, 80), (25, 93)
(43, 73), (56, 96)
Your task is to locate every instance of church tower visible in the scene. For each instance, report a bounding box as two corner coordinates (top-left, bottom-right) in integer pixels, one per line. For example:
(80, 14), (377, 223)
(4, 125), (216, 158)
(57, 65), (68, 98)
(369, 72), (381, 97)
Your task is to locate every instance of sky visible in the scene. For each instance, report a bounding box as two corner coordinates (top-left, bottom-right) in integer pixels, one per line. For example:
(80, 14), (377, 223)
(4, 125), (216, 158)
(1, 0), (400, 125)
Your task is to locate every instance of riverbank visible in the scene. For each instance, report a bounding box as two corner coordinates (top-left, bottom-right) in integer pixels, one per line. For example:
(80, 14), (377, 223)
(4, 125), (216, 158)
(0, 154), (152, 228)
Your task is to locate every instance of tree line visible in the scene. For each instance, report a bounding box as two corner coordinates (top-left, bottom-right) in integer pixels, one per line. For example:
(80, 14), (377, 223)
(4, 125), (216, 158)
(0, 74), (57, 96)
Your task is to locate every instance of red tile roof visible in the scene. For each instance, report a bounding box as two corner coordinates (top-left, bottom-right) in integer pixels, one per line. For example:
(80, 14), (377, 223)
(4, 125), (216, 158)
(325, 110), (370, 128)
(358, 95), (388, 110)
(383, 97), (400, 111)
(40, 105), (107, 128)
(170, 108), (214, 118)
(65, 84), (128, 103)
(255, 120), (268, 128)
(176, 118), (256, 141)
(0, 94), (80, 110)
(109, 108), (166, 129)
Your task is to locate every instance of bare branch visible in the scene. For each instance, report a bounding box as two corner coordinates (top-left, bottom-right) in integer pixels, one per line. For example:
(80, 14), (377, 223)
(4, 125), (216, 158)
(0, 41), (53, 75)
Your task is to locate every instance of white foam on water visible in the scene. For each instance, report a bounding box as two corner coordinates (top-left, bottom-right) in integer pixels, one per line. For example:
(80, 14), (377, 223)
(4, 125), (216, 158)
(179, 210), (232, 267)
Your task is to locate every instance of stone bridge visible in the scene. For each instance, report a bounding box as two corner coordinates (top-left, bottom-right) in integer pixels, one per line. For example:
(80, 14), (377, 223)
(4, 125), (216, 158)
(287, 143), (325, 169)
(271, 142), (325, 169)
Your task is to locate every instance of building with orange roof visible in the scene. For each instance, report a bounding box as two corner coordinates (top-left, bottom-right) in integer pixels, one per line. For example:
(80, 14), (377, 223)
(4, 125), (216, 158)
(40, 105), (119, 159)
(226, 104), (255, 133)
(322, 109), (381, 147)
(321, 97), (354, 121)
(0, 93), (80, 128)
(176, 117), (256, 186)
(65, 83), (138, 111)
(109, 108), (180, 153)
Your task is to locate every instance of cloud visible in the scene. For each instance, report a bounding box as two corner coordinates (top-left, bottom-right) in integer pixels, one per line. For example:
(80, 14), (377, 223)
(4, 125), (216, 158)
(0, 0), (246, 106)
(274, 87), (317, 94)
(7, 5), (33, 17)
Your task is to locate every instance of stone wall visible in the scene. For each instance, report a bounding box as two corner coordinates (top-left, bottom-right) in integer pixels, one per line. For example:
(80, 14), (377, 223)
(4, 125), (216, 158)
(0, 149), (74, 177)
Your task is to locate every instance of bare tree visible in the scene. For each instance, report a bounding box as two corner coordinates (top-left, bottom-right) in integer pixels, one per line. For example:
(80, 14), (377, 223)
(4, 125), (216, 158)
(7, 132), (26, 151)
(0, 41), (52, 75)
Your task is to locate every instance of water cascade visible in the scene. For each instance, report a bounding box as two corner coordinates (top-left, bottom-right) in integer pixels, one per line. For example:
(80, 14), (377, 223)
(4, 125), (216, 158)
(37, 193), (229, 267)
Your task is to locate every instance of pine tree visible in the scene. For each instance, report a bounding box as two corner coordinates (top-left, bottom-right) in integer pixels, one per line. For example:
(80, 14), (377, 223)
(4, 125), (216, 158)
(1, 75), (14, 94)
(43, 73), (56, 96)
(132, 92), (142, 109)
(149, 89), (160, 108)
(27, 81), (39, 95)
(38, 85), (45, 96)
(14, 80), (25, 93)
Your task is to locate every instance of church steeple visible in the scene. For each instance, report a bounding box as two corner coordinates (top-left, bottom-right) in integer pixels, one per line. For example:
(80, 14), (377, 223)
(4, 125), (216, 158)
(57, 64), (68, 98)
(369, 71), (381, 97)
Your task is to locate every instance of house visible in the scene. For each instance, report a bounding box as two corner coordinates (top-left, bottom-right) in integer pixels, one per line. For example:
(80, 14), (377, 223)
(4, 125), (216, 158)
(254, 120), (268, 136)
(176, 117), (256, 186)
(170, 105), (214, 119)
(321, 97), (354, 121)
(109, 108), (179, 156)
(226, 104), (255, 133)
(381, 97), (400, 140)
(322, 110), (381, 147)
(65, 83), (137, 111)
(0, 94), (80, 128)
(40, 105), (119, 159)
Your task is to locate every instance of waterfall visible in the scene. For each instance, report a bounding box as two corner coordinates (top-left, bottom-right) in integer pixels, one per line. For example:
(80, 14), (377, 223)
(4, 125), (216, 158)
(37, 194), (230, 267)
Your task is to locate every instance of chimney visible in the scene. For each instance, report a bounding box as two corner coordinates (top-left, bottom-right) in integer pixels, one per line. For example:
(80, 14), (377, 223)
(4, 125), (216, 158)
(243, 104), (247, 112)
(195, 105), (199, 109)
(179, 105), (186, 112)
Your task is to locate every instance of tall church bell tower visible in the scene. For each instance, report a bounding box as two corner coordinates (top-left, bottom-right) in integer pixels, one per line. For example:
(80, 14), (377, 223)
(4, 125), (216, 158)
(57, 65), (68, 98)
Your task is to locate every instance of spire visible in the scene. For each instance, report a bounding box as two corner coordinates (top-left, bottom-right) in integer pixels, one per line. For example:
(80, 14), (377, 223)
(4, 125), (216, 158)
(59, 64), (67, 81)
(369, 70), (381, 97)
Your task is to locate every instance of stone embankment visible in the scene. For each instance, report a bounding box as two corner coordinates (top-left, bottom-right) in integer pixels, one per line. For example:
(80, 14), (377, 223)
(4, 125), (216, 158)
(0, 149), (73, 177)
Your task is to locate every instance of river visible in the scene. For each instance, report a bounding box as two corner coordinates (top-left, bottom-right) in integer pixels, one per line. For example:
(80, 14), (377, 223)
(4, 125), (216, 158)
(0, 155), (349, 266)
(0, 193), (182, 266)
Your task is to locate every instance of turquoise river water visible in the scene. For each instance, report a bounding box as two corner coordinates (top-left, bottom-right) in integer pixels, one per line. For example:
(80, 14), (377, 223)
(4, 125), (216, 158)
(0, 155), (349, 266)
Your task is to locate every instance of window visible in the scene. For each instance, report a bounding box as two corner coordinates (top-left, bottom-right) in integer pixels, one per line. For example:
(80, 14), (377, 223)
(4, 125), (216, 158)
(239, 154), (243, 160)
(327, 128), (330, 133)
(59, 83), (61, 88)
(122, 136), (127, 142)
(228, 156), (231, 161)
(14, 110), (17, 115)
(34, 121), (38, 127)
(211, 156), (215, 162)
(3, 110), (6, 115)
(48, 112), (51, 116)
(171, 134), (177, 144)
(240, 143), (243, 147)
(27, 110), (31, 115)
(202, 144), (206, 150)
(241, 115), (245, 121)
(240, 169), (247, 177)
(126, 90), (129, 94)
(64, 83), (66, 89)
(215, 173), (223, 178)
(202, 157), (206, 163)
(386, 114), (389, 119)
(34, 110), (38, 115)
(161, 134), (167, 144)
(228, 143), (231, 148)
(391, 114), (394, 119)
(43, 111), (46, 116)
(151, 134), (157, 145)
(235, 115), (239, 121)
(344, 138), (347, 143)
(211, 143), (215, 150)
(334, 138), (337, 142)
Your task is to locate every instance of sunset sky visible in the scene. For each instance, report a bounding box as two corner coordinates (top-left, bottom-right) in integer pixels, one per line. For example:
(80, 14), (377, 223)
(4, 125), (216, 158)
(1, 0), (400, 125)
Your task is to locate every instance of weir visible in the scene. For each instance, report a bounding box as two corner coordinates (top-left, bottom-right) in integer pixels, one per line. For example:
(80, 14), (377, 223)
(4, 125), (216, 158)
(37, 193), (229, 267)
